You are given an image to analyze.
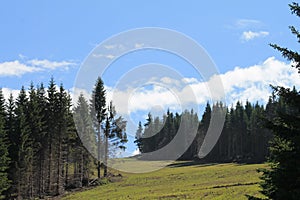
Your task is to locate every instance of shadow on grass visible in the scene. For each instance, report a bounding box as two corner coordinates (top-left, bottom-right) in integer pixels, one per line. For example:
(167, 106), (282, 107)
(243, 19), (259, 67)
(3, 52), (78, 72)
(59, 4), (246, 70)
(167, 160), (220, 168)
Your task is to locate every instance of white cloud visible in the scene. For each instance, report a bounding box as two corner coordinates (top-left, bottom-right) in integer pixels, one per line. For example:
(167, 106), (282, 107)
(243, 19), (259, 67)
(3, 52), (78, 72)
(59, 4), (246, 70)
(241, 31), (269, 41)
(104, 57), (299, 115)
(132, 148), (140, 156)
(92, 53), (116, 59)
(104, 44), (117, 49)
(0, 60), (42, 77)
(44, 57), (300, 118)
(182, 77), (199, 84)
(0, 58), (77, 77)
(103, 44), (125, 51)
(27, 59), (76, 70)
(18, 54), (27, 60)
(1, 88), (19, 100)
(208, 57), (299, 104)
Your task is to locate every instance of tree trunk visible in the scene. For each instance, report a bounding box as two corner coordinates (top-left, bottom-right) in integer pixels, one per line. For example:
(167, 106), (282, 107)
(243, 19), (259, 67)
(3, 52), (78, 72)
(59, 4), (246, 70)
(104, 132), (108, 177)
(97, 123), (101, 179)
(65, 144), (69, 187)
(47, 137), (52, 194)
(56, 133), (62, 195)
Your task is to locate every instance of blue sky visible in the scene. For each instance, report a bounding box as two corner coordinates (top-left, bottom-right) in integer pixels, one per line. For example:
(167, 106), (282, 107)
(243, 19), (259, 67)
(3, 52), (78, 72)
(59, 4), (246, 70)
(1, 1), (300, 156)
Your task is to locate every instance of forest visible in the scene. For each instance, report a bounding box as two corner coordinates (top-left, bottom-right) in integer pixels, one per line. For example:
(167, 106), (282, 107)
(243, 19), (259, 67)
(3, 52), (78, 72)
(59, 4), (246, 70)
(0, 75), (294, 199)
(0, 78), (128, 199)
(135, 97), (282, 163)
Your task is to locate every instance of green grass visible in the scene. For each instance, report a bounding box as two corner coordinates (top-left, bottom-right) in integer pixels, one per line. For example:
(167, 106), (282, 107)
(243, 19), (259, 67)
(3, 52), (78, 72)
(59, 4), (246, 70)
(63, 159), (267, 200)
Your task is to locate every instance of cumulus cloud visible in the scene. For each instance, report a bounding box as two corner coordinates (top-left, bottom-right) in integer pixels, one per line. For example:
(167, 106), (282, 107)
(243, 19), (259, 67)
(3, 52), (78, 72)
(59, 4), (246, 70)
(0, 58), (76, 77)
(57, 57), (299, 117)
(1, 88), (20, 100)
(241, 31), (269, 41)
(103, 57), (299, 115)
(0, 61), (42, 77)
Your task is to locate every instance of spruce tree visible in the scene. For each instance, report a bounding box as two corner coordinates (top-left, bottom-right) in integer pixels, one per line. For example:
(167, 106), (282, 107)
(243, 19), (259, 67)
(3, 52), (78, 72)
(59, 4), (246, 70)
(103, 101), (127, 177)
(134, 121), (143, 152)
(0, 89), (10, 198)
(15, 86), (33, 199)
(74, 93), (96, 185)
(27, 83), (46, 197)
(250, 2), (300, 199)
(5, 93), (17, 198)
(90, 77), (106, 178)
(35, 83), (48, 197)
(45, 78), (58, 194)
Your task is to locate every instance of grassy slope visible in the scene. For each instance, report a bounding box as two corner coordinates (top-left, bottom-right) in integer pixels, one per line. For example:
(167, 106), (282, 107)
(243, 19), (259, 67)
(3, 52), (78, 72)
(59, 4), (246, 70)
(63, 160), (266, 200)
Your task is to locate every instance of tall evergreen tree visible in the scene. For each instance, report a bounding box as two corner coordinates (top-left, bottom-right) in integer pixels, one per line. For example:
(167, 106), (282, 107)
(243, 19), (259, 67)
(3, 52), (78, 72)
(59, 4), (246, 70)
(35, 83), (48, 197)
(0, 89), (10, 198)
(134, 121), (143, 152)
(74, 93), (96, 186)
(5, 93), (17, 198)
(103, 101), (127, 177)
(250, 2), (300, 199)
(14, 86), (33, 199)
(90, 77), (106, 179)
(27, 83), (46, 197)
(45, 78), (58, 194)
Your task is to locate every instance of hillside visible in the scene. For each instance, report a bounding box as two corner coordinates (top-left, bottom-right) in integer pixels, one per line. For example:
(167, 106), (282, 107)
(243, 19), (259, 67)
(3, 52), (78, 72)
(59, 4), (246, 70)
(63, 161), (267, 200)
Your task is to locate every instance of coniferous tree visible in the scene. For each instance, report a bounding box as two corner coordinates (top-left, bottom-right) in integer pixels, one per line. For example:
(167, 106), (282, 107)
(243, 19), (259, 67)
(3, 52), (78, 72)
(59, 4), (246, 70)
(45, 78), (58, 194)
(0, 78), (114, 198)
(136, 101), (272, 163)
(27, 83), (46, 197)
(90, 77), (106, 179)
(249, 3), (300, 199)
(35, 83), (48, 197)
(134, 121), (143, 152)
(0, 89), (10, 198)
(5, 93), (17, 198)
(141, 113), (153, 153)
(74, 93), (96, 186)
(54, 84), (69, 195)
(14, 86), (33, 199)
(103, 101), (127, 177)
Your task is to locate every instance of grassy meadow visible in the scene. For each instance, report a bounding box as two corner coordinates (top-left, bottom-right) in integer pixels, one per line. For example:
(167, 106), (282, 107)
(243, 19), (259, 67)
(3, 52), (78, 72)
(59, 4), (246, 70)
(63, 160), (267, 200)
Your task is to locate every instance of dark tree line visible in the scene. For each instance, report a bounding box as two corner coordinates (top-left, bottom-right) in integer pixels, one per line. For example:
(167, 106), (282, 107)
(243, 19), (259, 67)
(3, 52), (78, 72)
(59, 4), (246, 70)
(135, 99), (287, 163)
(0, 77), (127, 199)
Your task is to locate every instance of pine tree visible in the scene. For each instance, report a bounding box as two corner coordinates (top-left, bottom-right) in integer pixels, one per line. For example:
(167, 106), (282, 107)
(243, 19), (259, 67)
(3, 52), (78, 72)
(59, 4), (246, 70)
(74, 93), (96, 186)
(0, 89), (10, 198)
(197, 102), (211, 159)
(45, 78), (58, 194)
(5, 93), (17, 198)
(103, 101), (127, 177)
(14, 86), (33, 199)
(134, 121), (143, 152)
(90, 77), (106, 179)
(250, 2), (300, 199)
(141, 113), (153, 153)
(35, 83), (48, 197)
(54, 84), (69, 195)
(27, 83), (46, 197)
